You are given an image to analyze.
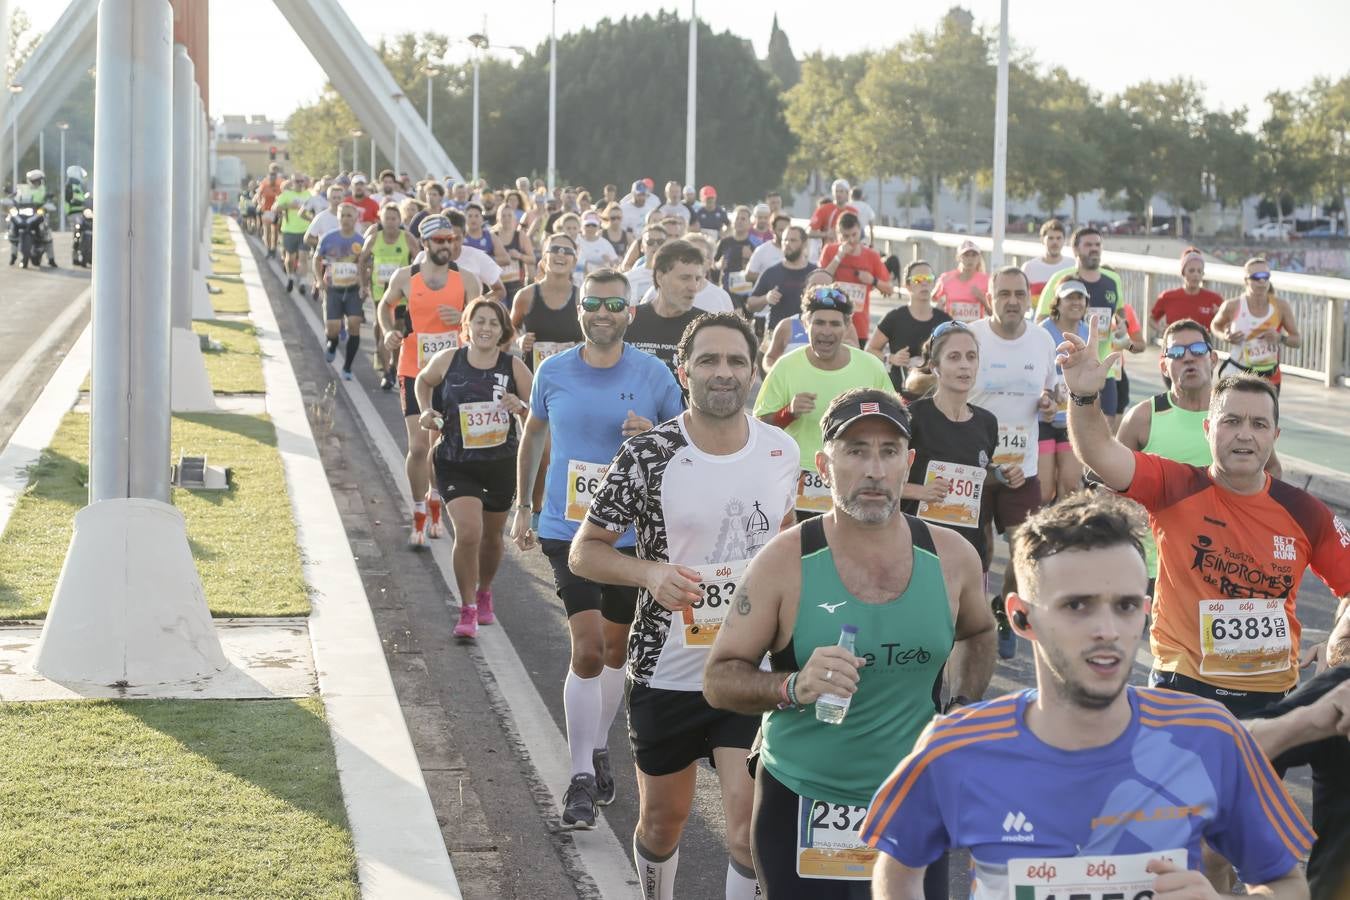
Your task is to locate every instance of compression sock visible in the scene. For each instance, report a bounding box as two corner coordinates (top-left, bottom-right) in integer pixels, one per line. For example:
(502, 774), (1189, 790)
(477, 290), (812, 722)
(563, 669), (600, 777)
(327, 335), (339, 355)
(595, 664), (626, 750)
(343, 333), (361, 372)
(634, 836), (678, 900)
(725, 857), (760, 899)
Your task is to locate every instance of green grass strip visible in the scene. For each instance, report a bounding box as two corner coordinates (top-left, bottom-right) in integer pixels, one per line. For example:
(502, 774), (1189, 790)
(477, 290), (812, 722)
(0, 412), (308, 620)
(0, 698), (357, 899)
(194, 320), (264, 394)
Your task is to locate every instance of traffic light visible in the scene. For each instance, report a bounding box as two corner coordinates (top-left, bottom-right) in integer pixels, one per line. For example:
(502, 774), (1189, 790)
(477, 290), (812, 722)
(269, 146), (277, 161)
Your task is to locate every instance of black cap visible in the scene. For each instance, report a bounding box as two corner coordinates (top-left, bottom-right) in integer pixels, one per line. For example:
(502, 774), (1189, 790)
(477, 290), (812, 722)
(820, 388), (911, 441)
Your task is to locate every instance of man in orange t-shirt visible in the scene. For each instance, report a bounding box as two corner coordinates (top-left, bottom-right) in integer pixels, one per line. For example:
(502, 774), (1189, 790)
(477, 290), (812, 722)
(254, 165), (285, 258)
(1057, 319), (1350, 717)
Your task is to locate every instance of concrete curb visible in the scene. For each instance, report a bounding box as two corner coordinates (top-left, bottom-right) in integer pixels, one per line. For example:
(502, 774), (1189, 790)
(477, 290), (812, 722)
(232, 220), (462, 899)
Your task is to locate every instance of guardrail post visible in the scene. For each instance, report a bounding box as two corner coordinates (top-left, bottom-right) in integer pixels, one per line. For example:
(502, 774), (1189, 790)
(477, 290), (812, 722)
(1325, 297), (1344, 387)
(1142, 272), (1154, 343)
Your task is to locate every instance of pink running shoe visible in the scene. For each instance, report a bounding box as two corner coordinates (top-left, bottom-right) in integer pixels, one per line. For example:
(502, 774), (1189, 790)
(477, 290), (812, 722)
(475, 589), (495, 625)
(453, 603), (478, 638)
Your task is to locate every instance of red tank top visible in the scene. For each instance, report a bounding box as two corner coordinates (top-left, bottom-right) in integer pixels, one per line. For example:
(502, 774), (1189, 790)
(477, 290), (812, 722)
(398, 264), (466, 379)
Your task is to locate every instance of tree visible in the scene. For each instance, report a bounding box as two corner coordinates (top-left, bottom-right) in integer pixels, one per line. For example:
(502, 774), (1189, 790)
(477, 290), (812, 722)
(784, 53), (866, 190)
(1113, 79), (1208, 231)
(1006, 64), (1103, 222)
(1301, 76), (1350, 229)
(765, 14), (799, 91)
(4, 10), (95, 191)
(1259, 90), (1319, 225)
(1201, 108), (1261, 211)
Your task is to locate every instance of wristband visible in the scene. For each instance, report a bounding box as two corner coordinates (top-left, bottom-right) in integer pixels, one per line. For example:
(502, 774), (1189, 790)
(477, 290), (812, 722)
(1069, 391), (1099, 406)
(772, 405), (796, 429)
(776, 674), (793, 710)
(785, 671), (802, 708)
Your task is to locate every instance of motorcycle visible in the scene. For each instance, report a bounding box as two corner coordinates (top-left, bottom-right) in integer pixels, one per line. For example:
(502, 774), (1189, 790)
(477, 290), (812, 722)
(6, 201), (56, 269)
(72, 207), (93, 267)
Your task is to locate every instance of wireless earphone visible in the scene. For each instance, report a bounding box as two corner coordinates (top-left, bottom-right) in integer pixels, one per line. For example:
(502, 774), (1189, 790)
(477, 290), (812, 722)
(1011, 608), (1029, 631)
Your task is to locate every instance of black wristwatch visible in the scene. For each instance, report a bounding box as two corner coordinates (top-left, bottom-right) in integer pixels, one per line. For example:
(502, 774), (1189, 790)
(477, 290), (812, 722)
(943, 695), (974, 714)
(1069, 391), (1099, 406)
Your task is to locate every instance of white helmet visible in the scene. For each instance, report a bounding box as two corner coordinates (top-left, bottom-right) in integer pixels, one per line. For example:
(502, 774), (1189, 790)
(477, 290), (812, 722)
(25, 169), (44, 184)
(66, 165), (87, 180)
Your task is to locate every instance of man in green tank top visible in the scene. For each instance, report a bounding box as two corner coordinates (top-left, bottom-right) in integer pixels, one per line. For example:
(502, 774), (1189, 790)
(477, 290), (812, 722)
(1116, 319), (1281, 586)
(704, 387), (995, 898)
(362, 202), (420, 390)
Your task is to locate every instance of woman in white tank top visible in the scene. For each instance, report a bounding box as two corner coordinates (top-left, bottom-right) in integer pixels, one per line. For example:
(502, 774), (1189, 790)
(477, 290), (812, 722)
(1211, 256), (1301, 392)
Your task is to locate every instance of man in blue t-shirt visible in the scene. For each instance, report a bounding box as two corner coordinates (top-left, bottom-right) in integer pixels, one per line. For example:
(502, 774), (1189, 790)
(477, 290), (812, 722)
(863, 492), (1311, 900)
(511, 268), (684, 831)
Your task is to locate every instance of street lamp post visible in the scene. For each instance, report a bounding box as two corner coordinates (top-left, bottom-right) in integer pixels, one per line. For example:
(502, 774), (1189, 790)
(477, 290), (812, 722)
(7, 83), (22, 192)
(57, 122), (69, 231)
(990, 0), (1010, 266)
(423, 65), (440, 132)
(548, 1), (557, 190)
(350, 129), (362, 176)
(468, 33), (488, 184)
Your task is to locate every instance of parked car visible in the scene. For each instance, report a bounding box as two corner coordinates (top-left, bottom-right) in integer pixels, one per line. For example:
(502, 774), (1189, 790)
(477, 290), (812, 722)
(1106, 218), (1142, 235)
(953, 218), (992, 235)
(1302, 224), (1346, 239)
(1246, 221), (1296, 240)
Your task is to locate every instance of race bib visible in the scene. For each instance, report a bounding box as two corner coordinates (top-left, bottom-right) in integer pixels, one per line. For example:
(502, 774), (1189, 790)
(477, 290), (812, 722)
(458, 401), (511, 450)
(796, 469), (832, 514)
(1240, 332), (1280, 368)
(993, 424), (1031, 469)
(726, 270), (753, 297)
(947, 300), (983, 323)
(1085, 306), (1113, 334)
(375, 262), (399, 284)
(331, 260), (358, 286)
(417, 331), (460, 367)
(681, 560), (748, 648)
(838, 282), (866, 307)
(1008, 848), (1187, 899)
(1198, 598), (1292, 677)
(796, 796), (876, 881)
(261, 210), (276, 223)
(917, 461), (985, 528)
(533, 340), (575, 369)
(565, 459), (606, 523)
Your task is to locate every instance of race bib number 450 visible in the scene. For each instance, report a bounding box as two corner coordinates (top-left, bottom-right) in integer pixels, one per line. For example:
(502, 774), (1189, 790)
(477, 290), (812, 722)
(1198, 598), (1292, 677)
(917, 461), (985, 528)
(565, 460), (605, 523)
(1008, 848), (1186, 899)
(796, 797), (876, 881)
(681, 560), (747, 648)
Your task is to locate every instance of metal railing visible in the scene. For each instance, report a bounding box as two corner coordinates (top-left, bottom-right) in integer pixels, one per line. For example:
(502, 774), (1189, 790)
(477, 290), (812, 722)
(802, 222), (1350, 388)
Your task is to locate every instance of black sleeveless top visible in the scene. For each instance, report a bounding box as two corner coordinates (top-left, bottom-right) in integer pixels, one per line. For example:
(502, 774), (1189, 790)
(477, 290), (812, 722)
(432, 350), (520, 463)
(521, 282), (583, 369)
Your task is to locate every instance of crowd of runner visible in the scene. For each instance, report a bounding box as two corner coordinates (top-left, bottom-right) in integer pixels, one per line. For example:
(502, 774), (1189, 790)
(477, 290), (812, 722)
(241, 162), (1350, 899)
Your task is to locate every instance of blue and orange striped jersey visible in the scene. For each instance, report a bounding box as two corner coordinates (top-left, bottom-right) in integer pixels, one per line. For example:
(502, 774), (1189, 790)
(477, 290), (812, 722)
(860, 687), (1312, 898)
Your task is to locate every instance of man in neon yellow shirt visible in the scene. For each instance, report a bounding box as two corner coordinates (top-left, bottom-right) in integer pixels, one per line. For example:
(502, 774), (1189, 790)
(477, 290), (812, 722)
(754, 284), (893, 521)
(274, 173), (314, 295)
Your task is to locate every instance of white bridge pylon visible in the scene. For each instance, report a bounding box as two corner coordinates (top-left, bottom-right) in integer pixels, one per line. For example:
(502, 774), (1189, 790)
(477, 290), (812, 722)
(1, 0), (463, 184)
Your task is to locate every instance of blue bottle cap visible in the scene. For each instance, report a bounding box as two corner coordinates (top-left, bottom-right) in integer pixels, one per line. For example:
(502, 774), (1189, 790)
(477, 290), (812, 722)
(841, 624), (858, 634)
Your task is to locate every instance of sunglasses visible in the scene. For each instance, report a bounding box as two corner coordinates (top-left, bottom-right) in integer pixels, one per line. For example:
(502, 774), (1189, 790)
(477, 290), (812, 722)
(1247, 271), (1271, 282)
(1164, 340), (1211, 360)
(808, 287), (849, 307)
(644, 237), (664, 246)
(547, 245), (577, 257)
(930, 320), (972, 339)
(580, 296), (629, 313)
(426, 236), (455, 245)
(908, 273), (935, 285)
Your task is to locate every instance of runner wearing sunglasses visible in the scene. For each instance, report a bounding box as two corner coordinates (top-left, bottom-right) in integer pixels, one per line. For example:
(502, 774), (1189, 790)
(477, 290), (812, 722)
(1211, 257), (1301, 394)
(866, 259), (949, 396)
(378, 212), (481, 548)
(753, 285), (892, 521)
(511, 269), (684, 829)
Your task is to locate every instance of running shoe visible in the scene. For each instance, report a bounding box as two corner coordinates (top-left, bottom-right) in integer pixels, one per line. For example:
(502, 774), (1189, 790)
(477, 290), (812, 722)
(592, 749), (615, 806)
(475, 588), (495, 625)
(325, 346), (337, 363)
(409, 512), (428, 549)
(379, 372), (394, 391)
(341, 370), (353, 381)
(452, 604), (478, 639)
(991, 594), (1016, 660)
(561, 774), (598, 829)
(299, 284), (308, 297)
(286, 277), (293, 293)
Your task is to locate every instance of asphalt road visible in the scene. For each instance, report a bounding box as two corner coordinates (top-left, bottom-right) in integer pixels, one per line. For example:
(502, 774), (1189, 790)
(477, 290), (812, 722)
(21, 240), (1336, 898)
(0, 231), (90, 447)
